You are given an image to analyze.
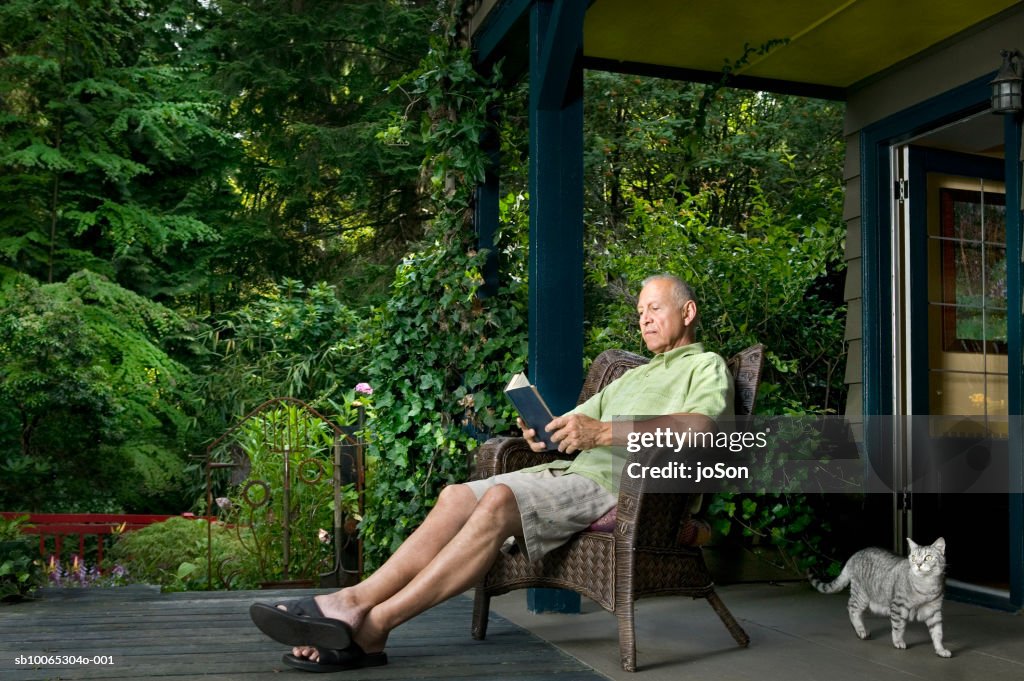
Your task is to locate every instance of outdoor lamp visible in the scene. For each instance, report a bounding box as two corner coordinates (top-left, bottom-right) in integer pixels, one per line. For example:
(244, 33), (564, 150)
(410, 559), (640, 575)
(990, 49), (1023, 114)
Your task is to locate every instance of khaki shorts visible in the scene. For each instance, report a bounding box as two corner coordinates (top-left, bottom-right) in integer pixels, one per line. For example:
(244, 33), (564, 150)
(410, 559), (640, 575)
(465, 469), (616, 562)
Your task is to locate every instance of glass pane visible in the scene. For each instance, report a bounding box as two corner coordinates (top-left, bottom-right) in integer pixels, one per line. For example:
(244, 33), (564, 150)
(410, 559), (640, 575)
(940, 188), (1007, 353)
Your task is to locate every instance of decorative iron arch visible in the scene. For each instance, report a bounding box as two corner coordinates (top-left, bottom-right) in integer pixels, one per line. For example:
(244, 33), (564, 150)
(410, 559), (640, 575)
(204, 397), (364, 589)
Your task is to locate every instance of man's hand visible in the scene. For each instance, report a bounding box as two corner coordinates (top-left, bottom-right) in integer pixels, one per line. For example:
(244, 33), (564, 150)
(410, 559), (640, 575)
(546, 413), (611, 454)
(518, 417), (550, 453)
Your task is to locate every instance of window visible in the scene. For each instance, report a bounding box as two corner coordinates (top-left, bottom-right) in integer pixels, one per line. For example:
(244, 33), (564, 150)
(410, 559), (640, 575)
(939, 187), (1007, 354)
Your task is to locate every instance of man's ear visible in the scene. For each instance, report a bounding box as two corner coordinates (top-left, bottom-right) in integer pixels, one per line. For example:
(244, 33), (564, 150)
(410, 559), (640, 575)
(682, 299), (698, 326)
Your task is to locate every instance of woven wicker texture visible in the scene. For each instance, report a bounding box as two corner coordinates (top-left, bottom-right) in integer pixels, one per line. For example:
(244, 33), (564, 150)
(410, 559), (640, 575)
(471, 343), (765, 671)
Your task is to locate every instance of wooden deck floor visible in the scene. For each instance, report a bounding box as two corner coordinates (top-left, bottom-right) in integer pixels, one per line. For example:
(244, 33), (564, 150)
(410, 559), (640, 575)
(0, 586), (607, 680)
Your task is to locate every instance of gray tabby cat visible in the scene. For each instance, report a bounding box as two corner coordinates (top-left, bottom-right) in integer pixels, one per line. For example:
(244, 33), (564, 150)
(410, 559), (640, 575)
(810, 537), (950, 657)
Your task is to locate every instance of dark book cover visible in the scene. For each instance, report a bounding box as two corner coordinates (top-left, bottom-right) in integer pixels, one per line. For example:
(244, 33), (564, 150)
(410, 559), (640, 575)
(504, 372), (558, 450)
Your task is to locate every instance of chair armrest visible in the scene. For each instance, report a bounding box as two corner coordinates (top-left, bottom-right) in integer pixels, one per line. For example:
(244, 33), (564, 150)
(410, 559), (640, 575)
(471, 436), (570, 480)
(613, 447), (696, 549)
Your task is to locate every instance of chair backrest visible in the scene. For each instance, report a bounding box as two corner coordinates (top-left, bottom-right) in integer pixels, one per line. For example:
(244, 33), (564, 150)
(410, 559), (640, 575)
(577, 344), (766, 416)
(726, 343), (765, 416)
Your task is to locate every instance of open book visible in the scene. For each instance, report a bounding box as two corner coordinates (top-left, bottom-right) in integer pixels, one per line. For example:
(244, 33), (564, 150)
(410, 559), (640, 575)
(504, 372), (558, 450)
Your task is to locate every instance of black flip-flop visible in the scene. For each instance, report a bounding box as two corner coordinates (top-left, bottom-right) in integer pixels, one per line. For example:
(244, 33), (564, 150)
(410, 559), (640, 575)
(250, 598), (353, 650)
(282, 643), (388, 673)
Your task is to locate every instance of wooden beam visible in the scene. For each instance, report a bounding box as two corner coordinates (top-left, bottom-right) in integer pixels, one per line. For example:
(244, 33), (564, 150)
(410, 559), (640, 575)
(536, 0), (588, 109)
(473, 0), (533, 71)
(583, 55), (848, 101)
(528, 0), (585, 417)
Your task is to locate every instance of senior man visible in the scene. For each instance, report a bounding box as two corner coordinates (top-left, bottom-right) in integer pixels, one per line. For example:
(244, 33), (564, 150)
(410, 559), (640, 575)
(250, 273), (733, 672)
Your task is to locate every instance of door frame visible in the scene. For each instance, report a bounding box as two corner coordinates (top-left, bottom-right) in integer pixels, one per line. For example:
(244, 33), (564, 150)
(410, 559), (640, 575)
(861, 72), (1024, 610)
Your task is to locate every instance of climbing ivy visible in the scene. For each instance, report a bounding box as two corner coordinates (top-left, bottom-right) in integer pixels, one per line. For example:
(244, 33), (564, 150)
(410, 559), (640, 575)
(357, 30), (528, 567)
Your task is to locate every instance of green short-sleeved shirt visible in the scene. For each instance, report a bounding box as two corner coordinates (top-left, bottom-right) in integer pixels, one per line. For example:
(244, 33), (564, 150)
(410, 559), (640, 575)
(523, 342), (733, 493)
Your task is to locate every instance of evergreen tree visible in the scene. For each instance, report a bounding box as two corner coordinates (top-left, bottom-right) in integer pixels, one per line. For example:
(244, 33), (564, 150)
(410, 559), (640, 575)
(0, 0), (236, 301)
(199, 0), (434, 303)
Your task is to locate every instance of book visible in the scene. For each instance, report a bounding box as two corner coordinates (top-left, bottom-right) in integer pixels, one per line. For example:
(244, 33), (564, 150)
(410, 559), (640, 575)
(504, 372), (559, 450)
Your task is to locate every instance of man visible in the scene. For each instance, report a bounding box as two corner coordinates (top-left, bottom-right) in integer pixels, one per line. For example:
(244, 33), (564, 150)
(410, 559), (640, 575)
(250, 274), (732, 672)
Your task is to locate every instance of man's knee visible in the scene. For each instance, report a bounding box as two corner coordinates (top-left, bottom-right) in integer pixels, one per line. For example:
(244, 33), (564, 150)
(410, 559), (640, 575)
(436, 483), (476, 512)
(475, 484), (519, 520)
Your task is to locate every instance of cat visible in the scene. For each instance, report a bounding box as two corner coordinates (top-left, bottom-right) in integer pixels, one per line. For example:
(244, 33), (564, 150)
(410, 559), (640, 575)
(810, 537), (950, 657)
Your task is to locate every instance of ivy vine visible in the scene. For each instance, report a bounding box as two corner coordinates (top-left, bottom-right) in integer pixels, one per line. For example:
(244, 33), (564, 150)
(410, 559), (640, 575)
(358, 31), (528, 568)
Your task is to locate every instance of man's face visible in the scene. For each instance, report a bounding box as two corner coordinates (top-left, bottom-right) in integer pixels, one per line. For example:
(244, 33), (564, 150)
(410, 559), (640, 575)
(637, 279), (695, 354)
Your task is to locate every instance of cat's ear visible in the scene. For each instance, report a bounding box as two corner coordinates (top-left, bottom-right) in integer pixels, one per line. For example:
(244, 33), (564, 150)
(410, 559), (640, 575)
(906, 537), (919, 551)
(932, 537), (946, 555)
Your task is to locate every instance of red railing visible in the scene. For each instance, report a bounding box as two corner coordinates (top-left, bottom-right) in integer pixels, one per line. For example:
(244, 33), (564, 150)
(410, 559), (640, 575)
(0, 512), (197, 565)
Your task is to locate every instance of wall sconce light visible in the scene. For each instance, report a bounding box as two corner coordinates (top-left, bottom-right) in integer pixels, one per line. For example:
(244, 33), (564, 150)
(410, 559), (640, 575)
(990, 49), (1023, 114)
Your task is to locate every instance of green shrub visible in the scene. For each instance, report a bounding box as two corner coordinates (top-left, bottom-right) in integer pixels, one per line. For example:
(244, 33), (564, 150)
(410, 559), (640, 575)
(109, 517), (258, 591)
(0, 515), (44, 601)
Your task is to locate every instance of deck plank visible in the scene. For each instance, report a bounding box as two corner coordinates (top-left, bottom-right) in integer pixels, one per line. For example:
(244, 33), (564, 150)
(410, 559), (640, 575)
(0, 587), (608, 680)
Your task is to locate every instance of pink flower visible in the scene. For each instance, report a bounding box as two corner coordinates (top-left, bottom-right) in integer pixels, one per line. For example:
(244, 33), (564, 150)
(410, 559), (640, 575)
(354, 382), (373, 396)
(318, 528), (331, 544)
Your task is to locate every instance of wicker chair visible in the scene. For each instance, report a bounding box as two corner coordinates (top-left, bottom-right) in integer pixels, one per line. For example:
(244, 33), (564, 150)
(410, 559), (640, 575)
(469, 343), (765, 672)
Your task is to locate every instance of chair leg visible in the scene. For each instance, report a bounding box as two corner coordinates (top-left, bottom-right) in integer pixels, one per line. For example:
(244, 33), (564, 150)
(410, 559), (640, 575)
(472, 587), (490, 640)
(615, 600), (637, 672)
(705, 590), (750, 647)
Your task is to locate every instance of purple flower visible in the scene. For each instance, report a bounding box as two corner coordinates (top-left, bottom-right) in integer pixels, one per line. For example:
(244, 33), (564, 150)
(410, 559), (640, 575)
(354, 382), (373, 396)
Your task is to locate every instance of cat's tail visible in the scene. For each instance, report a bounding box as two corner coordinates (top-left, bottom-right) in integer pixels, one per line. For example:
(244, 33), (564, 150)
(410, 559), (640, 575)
(807, 565), (851, 594)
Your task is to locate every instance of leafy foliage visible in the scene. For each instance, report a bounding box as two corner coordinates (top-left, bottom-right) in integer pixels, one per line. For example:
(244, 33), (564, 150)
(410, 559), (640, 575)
(109, 516), (256, 591)
(0, 515), (44, 601)
(357, 39), (529, 568)
(0, 270), (201, 512)
(197, 0), (435, 303)
(0, 0), (233, 299)
(211, 403), (360, 585)
(195, 279), (368, 432)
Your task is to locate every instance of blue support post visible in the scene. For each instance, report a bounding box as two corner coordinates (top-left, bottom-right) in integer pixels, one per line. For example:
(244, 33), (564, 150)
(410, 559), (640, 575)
(528, 0), (585, 414)
(526, 0), (586, 614)
(475, 104), (501, 299)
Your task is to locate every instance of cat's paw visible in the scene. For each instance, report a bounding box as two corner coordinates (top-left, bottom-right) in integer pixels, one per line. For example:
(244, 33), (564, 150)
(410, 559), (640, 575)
(892, 640), (906, 650)
(935, 648), (952, 658)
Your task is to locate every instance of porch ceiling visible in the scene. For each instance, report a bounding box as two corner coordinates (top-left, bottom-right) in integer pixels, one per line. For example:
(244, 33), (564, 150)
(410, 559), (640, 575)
(583, 0), (1019, 93)
(472, 0), (1022, 97)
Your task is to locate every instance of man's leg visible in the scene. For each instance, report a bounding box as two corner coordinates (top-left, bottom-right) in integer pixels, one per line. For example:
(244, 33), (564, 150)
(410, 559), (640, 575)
(295, 483), (523, 659)
(308, 482), (480, 631)
(352, 483), (523, 652)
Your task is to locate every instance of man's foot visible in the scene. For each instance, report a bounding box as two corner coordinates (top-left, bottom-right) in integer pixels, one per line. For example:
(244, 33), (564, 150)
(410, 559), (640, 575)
(283, 642), (388, 673)
(305, 591), (365, 632)
(250, 598), (353, 650)
(290, 608), (389, 664)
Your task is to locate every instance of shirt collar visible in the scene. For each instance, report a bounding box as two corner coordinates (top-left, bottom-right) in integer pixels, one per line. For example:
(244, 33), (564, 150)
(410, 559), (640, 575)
(651, 342), (705, 369)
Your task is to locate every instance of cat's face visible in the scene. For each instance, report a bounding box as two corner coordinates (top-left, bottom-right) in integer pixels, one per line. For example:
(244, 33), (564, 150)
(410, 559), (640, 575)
(907, 537), (946, 576)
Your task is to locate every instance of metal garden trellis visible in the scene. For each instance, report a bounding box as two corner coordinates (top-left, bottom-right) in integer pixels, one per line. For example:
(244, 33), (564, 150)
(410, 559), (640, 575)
(204, 397), (364, 589)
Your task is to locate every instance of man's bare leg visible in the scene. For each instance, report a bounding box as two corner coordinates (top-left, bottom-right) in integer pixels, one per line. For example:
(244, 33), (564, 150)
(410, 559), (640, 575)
(303, 483), (480, 631)
(294, 483), (523, 660)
